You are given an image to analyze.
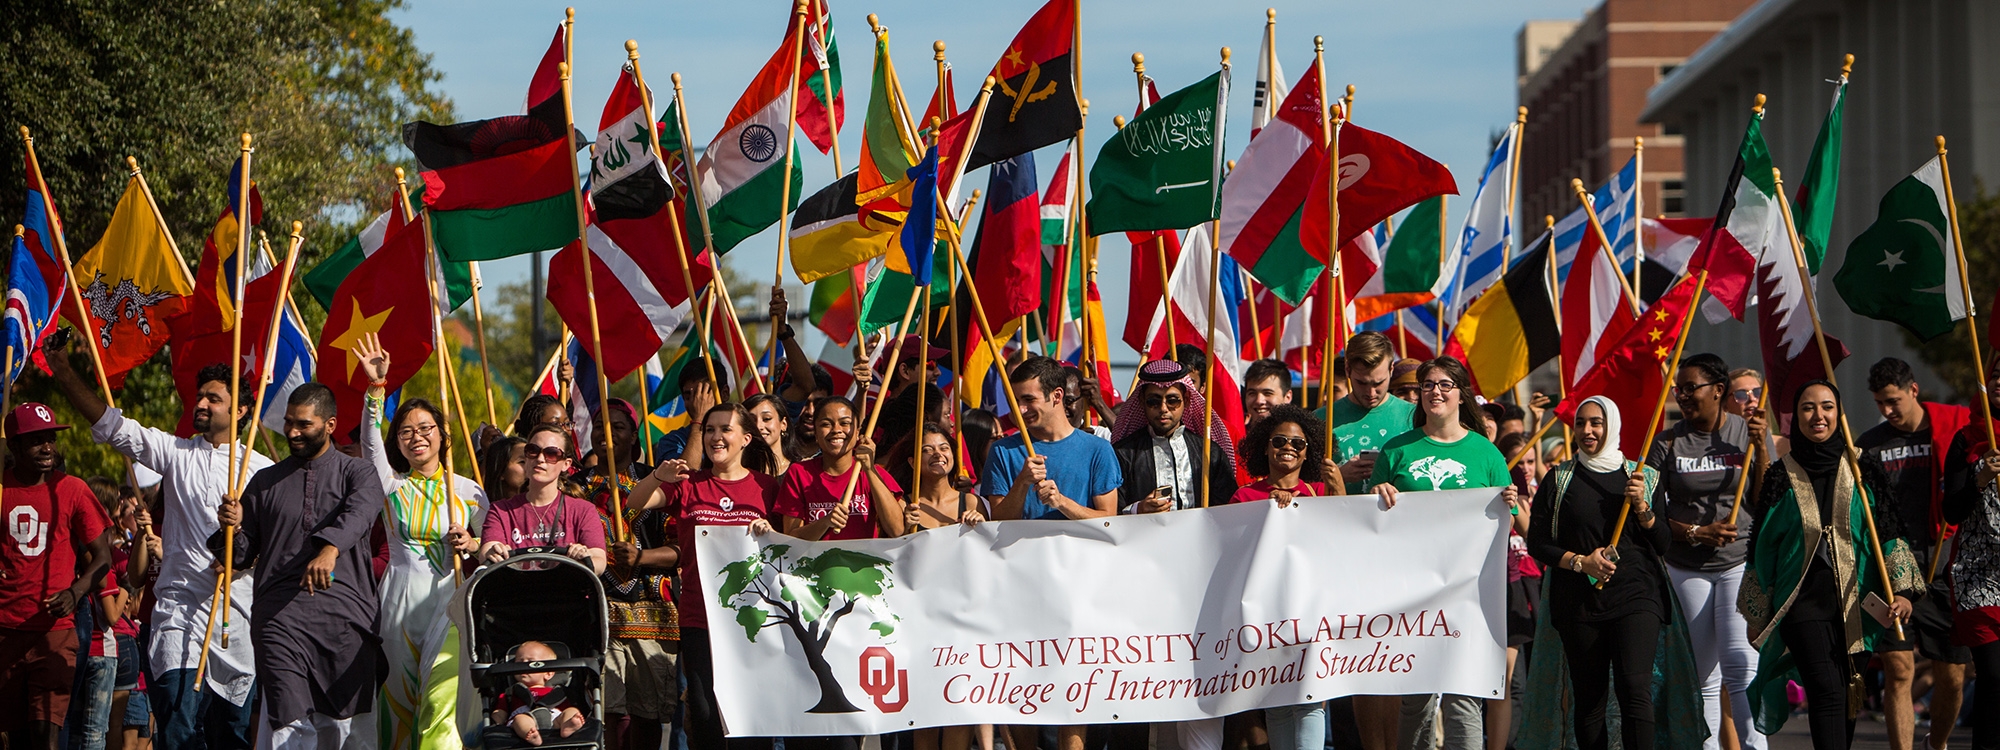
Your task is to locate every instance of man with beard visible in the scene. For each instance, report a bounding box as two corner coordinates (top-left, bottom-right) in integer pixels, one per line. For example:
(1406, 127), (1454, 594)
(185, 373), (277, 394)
(42, 338), (269, 750)
(1113, 360), (1237, 512)
(211, 384), (383, 748)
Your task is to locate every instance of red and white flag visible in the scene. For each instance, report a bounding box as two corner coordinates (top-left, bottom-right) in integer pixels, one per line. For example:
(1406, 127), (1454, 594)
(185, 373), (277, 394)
(1560, 230), (1637, 388)
(1146, 225), (1247, 473)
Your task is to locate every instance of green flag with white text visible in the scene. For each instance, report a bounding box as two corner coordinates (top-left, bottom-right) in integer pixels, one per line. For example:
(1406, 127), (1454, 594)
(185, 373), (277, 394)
(1086, 70), (1229, 234)
(1834, 156), (1968, 341)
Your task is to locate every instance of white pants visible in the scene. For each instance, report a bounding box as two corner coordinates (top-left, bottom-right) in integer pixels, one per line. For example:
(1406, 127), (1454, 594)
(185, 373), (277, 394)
(1669, 564), (1765, 750)
(256, 703), (374, 750)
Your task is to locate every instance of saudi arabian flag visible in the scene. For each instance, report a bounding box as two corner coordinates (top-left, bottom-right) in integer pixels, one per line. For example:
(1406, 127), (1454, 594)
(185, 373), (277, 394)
(1834, 156), (1968, 341)
(1086, 69), (1229, 234)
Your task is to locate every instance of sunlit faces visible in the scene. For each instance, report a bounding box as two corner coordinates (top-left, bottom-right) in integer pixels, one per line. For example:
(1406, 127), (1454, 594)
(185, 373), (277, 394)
(1672, 366), (1724, 419)
(1012, 379), (1064, 432)
(812, 401), (858, 457)
(1265, 421), (1308, 476)
(504, 442), (531, 494)
(1725, 374), (1764, 417)
(1138, 383), (1186, 437)
(702, 407), (756, 465)
(191, 380), (245, 437)
(1796, 384), (1840, 443)
(527, 431), (572, 484)
(1241, 375), (1290, 423)
(396, 409), (441, 469)
(919, 431), (955, 481)
(1872, 383), (1923, 431)
(283, 402), (334, 458)
(749, 400), (787, 449)
(1419, 373), (1460, 421)
(1573, 401), (1608, 456)
(1347, 359), (1393, 410)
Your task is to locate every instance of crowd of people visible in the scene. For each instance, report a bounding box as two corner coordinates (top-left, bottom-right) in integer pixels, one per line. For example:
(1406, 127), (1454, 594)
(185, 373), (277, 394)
(2, 320), (1998, 750)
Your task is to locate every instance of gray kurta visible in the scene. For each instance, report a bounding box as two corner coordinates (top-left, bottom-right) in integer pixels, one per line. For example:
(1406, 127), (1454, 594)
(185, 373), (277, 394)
(209, 446), (385, 728)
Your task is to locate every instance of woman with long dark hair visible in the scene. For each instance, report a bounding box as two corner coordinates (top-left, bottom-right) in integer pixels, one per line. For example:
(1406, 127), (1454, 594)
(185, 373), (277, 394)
(774, 397), (906, 540)
(901, 422), (987, 530)
(353, 335), (488, 749)
(1740, 381), (1923, 750)
(478, 436), (529, 502)
(743, 393), (803, 475)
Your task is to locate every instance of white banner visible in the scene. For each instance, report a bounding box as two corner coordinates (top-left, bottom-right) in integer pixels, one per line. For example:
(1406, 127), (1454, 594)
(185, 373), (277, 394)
(695, 489), (1508, 736)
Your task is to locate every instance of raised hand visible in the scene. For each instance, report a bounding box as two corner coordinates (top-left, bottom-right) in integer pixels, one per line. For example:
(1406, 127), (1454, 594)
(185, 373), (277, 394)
(354, 332), (391, 386)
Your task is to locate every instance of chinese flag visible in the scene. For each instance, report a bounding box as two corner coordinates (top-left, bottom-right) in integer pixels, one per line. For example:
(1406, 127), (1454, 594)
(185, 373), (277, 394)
(1555, 272), (1705, 453)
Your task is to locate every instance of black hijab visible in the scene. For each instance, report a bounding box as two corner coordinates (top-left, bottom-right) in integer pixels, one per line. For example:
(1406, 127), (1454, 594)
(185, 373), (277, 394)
(1787, 379), (1847, 477)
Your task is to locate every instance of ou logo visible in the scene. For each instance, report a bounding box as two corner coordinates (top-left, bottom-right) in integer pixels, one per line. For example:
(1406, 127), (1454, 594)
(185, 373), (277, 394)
(32, 405), (50, 422)
(9, 506), (48, 557)
(1337, 154), (1371, 191)
(858, 646), (909, 713)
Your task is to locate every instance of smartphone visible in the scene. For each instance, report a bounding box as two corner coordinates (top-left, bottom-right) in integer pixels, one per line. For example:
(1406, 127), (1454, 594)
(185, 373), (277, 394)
(1155, 485), (1174, 500)
(1862, 592), (1895, 628)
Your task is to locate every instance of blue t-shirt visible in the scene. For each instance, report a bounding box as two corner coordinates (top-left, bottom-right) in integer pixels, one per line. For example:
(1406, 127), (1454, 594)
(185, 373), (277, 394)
(980, 429), (1123, 520)
(655, 426), (690, 463)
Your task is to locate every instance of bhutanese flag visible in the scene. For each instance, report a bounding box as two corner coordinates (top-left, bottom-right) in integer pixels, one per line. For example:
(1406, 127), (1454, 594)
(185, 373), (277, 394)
(69, 173), (194, 386)
(404, 90), (583, 261)
(695, 12), (807, 254)
(182, 157), (261, 339)
(790, 173), (892, 283)
(1446, 232), (1558, 399)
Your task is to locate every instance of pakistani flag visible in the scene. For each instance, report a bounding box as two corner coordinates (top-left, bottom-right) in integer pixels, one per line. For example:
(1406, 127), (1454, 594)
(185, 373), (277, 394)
(1086, 69), (1229, 234)
(1835, 157), (1968, 341)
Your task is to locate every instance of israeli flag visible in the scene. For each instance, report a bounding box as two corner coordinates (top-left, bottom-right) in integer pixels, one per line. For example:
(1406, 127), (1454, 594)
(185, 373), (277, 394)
(1548, 155), (1640, 282)
(1437, 127), (1517, 323)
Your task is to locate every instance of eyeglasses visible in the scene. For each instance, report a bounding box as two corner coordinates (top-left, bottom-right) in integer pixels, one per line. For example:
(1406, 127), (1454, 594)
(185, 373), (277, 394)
(1732, 387), (1764, 403)
(1418, 381), (1458, 393)
(396, 423), (438, 440)
(1671, 381), (1724, 398)
(1143, 395), (1186, 409)
(530, 446), (569, 463)
(1269, 435), (1309, 451)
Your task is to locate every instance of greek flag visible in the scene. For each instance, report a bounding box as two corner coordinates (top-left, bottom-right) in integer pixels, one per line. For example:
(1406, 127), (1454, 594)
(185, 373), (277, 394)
(1437, 127), (1516, 324)
(1548, 155), (1640, 282)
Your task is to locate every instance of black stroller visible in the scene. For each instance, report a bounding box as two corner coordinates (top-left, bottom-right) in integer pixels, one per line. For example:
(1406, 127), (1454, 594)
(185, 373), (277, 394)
(461, 549), (609, 750)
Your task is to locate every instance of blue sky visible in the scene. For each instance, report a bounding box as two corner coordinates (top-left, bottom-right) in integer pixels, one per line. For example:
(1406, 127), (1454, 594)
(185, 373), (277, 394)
(394, 0), (1597, 360)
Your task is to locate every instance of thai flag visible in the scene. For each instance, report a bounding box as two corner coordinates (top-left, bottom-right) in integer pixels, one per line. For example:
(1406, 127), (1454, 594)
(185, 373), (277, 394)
(3, 233), (56, 386)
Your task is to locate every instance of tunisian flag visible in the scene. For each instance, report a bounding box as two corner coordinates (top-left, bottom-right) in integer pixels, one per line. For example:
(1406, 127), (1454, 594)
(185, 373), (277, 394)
(1298, 124), (1457, 265)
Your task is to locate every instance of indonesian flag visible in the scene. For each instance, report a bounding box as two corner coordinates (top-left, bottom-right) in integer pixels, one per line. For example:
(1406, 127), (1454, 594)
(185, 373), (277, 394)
(1146, 224), (1247, 474)
(1560, 228), (1638, 388)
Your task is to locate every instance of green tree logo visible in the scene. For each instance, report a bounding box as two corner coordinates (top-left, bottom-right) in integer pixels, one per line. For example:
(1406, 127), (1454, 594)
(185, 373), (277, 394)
(717, 544), (900, 714)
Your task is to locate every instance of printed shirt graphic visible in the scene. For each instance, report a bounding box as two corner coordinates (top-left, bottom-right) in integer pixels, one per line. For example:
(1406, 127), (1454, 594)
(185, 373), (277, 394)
(1644, 414), (1753, 571)
(673, 470), (779, 629)
(1, 472), (107, 631)
(1368, 431), (1510, 493)
(1329, 396), (1417, 493)
(776, 457), (903, 541)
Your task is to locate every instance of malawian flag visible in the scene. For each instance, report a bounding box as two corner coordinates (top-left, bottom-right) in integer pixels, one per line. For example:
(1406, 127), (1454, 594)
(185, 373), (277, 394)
(794, 0), (845, 156)
(1300, 123), (1458, 270)
(548, 200), (709, 383)
(68, 172), (194, 387)
(855, 28), (920, 231)
(183, 158), (261, 338)
(967, 0), (1082, 171)
(695, 16), (807, 255)
(3, 233), (57, 386)
(404, 92), (582, 262)
(1561, 226), (1639, 389)
(1445, 232), (1558, 400)
(1358, 305), (1440, 361)
(1144, 224), (1247, 475)
(1218, 63), (1325, 305)
(316, 214), (437, 435)
(1351, 196), (1445, 321)
(1555, 272), (1703, 455)
(524, 23), (565, 113)
(956, 153), (1042, 406)
(302, 195), (474, 312)
(809, 265), (865, 345)
(1087, 69), (1229, 233)
(790, 174), (892, 283)
(1692, 112), (1780, 323)
(1835, 156), (1969, 341)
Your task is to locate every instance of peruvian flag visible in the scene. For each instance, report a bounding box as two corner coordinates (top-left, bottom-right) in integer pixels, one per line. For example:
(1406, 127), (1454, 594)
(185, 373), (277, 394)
(1556, 273), (1705, 453)
(1146, 224), (1247, 473)
(1561, 228), (1638, 388)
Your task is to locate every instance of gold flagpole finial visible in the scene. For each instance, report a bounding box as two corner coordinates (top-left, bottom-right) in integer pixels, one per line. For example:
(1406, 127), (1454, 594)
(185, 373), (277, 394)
(1517, 106), (1528, 124)
(18, 126), (29, 141)
(1314, 36), (1324, 53)
(1227, 159), (1237, 172)
(1841, 54), (1855, 76)
(1267, 8), (1277, 22)
(1081, 98), (1090, 115)
(13, 225), (23, 238)
(1545, 215), (1555, 231)
(558, 61), (570, 80)
(1937, 135), (1949, 155)
(934, 40), (947, 61)
(626, 39), (639, 60)
(394, 166), (406, 183)
(1752, 93), (1766, 115)
(126, 156), (141, 175)
(290, 221), (304, 239)
(867, 14), (880, 33)
(1113, 115), (1126, 130)
(1635, 135), (1644, 152)
(565, 7), (574, 22)
(240, 132), (253, 151)
(671, 72), (682, 87)
(1221, 47), (1231, 66)
(1132, 52), (1145, 74)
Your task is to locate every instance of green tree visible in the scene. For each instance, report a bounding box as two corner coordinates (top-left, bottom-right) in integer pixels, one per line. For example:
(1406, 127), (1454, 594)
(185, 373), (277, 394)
(2, 0), (449, 479)
(717, 544), (899, 714)
(1906, 184), (2000, 403)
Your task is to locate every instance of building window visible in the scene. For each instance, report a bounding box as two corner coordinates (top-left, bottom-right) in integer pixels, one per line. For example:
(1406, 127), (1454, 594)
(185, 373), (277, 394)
(1661, 121), (1684, 136)
(1661, 180), (1685, 217)
(1659, 64), (1679, 78)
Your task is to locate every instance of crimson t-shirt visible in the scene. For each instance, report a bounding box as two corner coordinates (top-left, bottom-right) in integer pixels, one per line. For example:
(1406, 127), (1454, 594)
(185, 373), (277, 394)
(1, 471), (108, 631)
(1229, 479), (1328, 504)
(672, 470), (778, 630)
(774, 457), (902, 541)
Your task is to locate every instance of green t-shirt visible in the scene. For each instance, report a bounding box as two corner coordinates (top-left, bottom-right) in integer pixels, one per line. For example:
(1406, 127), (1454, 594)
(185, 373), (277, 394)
(1326, 396), (1417, 494)
(1367, 429), (1511, 492)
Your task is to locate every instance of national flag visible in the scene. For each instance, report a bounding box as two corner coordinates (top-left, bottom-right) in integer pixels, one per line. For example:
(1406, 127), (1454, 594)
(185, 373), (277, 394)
(183, 158), (262, 338)
(640, 353), (684, 446)
(1144, 223), (1247, 470)
(302, 195), (474, 313)
(1123, 229), (1182, 353)
(1556, 272), (1703, 456)
(1358, 305), (1440, 361)
(1446, 233), (1559, 399)
(790, 173), (893, 283)
(1792, 72), (1848, 276)
(1059, 273), (1119, 406)
(253, 300), (314, 434)
(1218, 63), (1325, 305)
(816, 337), (860, 397)
(1436, 125), (1515, 323)
(404, 85), (583, 262)
(3, 233), (56, 386)
(1250, 32), (1286, 138)
(525, 23), (565, 113)
(1352, 197), (1445, 321)
(1636, 216), (1710, 305)
(694, 20), (808, 256)
(967, 0), (1083, 171)
(68, 173), (195, 386)
(963, 154), (1041, 331)
(566, 338), (598, 450)
(1691, 112), (1780, 323)
(19, 149), (71, 355)
(1087, 69), (1229, 233)
(316, 216), (437, 434)
(855, 29), (921, 230)
(1300, 123), (1457, 287)
(809, 265), (865, 345)
(547, 200), (708, 383)
(1039, 146), (1088, 347)
(170, 257), (292, 435)
(1549, 155), (1640, 281)
(591, 65), (675, 222)
(793, 0), (845, 156)
(1560, 227), (1639, 389)
(1835, 157), (1969, 341)
(897, 147), (939, 285)
(921, 63), (958, 136)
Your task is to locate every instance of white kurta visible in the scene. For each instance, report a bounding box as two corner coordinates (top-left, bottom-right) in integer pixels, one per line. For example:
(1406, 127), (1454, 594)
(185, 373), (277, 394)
(93, 408), (272, 706)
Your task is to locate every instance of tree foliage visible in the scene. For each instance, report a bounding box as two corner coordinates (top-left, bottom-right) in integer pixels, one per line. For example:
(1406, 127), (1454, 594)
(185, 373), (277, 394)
(1906, 184), (2000, 404)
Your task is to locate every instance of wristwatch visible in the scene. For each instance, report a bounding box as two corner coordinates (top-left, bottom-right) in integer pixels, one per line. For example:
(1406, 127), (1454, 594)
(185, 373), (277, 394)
(1569, 554), (1584, 572)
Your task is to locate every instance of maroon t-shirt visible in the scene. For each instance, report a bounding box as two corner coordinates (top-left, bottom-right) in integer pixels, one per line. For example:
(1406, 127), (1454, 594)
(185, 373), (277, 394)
(671, 470), (778, 630)
(482, 494), (607, 553)
(1, 471), (108, 631)
(774, 457), (902, 541)
(1229, 479), (1328, 505)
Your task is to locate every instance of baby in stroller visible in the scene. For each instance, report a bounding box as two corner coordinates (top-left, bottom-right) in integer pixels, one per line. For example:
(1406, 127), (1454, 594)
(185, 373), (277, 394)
(491, 641), (589, 746)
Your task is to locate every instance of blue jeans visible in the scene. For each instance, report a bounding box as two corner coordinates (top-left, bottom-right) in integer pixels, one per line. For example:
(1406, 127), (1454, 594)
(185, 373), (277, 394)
(148, 668), (255, 750)
(1267, 702), (1328, 750)
(68, 654), (117, 750)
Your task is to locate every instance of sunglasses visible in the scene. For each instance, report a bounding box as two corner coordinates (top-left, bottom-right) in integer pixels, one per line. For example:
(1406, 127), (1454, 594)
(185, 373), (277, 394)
(530, 445), (569, 463)
(1143, 395), (1186, 408)
(1269, 435), (1309, 452)
(1732, 387), (1763, 403)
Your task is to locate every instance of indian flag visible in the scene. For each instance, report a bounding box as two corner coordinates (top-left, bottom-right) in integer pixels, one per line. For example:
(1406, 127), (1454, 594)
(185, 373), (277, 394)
(695, 29), (806, 254)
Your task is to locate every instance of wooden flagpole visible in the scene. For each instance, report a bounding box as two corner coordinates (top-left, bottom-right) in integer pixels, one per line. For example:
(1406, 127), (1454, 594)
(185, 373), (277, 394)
(1311, 37), (1340, 450)
(665, 73), (724, 393)
(1771, 164), (1901, 636)
(197, 133), (255, 684)
(1198, 48), (1232, 508)
(1935, 134), (1996, 579)
(1727, 388), (1769, 525)
(467, 262), (499, 427)
(1598, 269), (1710, 588)
(808, 3), (843, 177)
(763, 1), (812, 374)
(399, 169), (483, 487)
(555, 56), (626, 543)
(1499, 109), (1525, 269)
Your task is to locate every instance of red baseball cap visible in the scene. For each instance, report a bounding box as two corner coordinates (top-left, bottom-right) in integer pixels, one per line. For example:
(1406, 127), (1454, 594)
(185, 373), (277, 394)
(874, 334), (948, 373)
(5, 402), (71, 436)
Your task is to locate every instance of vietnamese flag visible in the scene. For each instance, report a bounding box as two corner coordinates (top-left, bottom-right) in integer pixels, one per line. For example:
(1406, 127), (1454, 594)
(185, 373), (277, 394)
(314, 218), (436, 437)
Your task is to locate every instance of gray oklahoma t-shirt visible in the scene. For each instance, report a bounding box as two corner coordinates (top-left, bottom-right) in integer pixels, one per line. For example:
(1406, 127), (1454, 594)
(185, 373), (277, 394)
(1645, 412), (1754, 571)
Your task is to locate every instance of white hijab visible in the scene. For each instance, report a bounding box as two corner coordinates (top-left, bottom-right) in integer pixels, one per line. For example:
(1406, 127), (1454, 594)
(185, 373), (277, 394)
(1575, 395), (1626, 473)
